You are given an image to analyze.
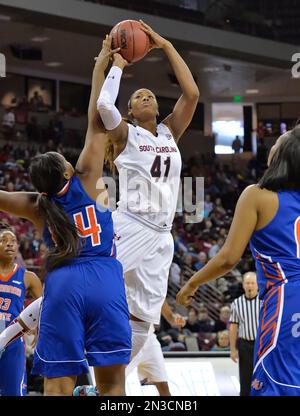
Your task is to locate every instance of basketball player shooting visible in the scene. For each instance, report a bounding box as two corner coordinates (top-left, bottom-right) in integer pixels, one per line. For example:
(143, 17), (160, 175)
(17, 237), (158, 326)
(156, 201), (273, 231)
(96, 20), (199, 376)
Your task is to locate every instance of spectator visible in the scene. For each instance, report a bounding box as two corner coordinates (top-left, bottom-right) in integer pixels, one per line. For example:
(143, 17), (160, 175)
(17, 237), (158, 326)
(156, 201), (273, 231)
(214, 305), (231, 332)
(208, 237), (224, 259)
(30, 91), (44, 111)
(184, 254), (195, 269)
(211, 330), (230, 351)
(32, 243), (48, 267)
(2, 108), (15, 139)
(214, 197), (226, 216)
(169, 262), (182, 287)
(31, 230), (42, 257)
(19, 238), (34, 261)
(232, 135), (243, 153)
(197, 306), (215, 333)
(6, 181), (15, 192)
(194, 251), (208, 271)
(184, 307), (200, 333)
(204, 194), (213, 217)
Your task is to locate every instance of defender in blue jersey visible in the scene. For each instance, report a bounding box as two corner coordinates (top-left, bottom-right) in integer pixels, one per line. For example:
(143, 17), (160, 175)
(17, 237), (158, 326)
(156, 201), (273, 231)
(0, 223), (42, 396)
(0, 37), (131, 396)
(177, 123), (300, 395)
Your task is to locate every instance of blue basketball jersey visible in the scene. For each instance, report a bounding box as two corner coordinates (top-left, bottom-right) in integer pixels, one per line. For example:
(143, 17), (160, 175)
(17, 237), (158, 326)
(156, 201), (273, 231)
(250, 190), (300, 298)
(43, 176), (116, 259)
(250, 190), (300, 395)
(0, 265), (25, 328)
(0, 266), (27, 396)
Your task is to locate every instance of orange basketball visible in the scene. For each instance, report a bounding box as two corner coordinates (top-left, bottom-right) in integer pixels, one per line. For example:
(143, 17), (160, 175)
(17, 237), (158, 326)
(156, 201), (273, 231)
(110, 20), (150, 63)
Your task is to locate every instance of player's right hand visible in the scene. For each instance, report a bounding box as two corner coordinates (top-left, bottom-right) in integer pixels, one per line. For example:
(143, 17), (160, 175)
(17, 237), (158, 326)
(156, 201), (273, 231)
(230, 349), (239, 363)
(176, 282), (197, 307)
(171, 313), (186, 328)
(139, 20), (169, 50)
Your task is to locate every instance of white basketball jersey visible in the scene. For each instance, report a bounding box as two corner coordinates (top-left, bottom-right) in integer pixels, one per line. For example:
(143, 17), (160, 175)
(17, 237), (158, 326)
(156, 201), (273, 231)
(114, 122), (182, 229)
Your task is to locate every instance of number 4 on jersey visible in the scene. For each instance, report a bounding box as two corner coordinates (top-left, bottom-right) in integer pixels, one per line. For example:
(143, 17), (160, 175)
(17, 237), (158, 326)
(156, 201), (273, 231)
(295, 217), (300, 258)
(73, 205), (102, 246)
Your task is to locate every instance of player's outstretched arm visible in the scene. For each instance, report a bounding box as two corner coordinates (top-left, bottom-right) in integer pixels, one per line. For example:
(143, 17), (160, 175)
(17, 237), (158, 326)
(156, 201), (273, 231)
(87, 35), (118, 131)
(96, 53), (129, 153)
(0, 191), (42, 229)
(76, 36), (118, 178)
(140, 20), (199, 142)
(176, 185), (259, 307)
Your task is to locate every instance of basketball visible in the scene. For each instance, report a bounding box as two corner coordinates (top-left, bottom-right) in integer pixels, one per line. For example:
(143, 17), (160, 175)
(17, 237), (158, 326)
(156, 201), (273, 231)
(110, 20), (150, 63)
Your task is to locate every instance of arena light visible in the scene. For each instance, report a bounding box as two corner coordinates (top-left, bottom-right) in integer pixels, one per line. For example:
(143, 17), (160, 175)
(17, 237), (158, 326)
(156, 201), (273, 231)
(45, 62), (62, 67)
(233, 95), (242, 102)
(0, 15), (11, 21)
(245, 89), (259, 94)
(203, 67), (220, 73)
(144, 56), (163, 62)
(31, 36), (50, 43)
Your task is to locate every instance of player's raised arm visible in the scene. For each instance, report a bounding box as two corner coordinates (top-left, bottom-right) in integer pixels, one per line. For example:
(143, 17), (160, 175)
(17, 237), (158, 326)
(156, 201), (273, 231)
(87, 35), (117, 131)
(140, 20), (199, 142)
(76, 36), (119, 180)
(96, 52), (129, 153)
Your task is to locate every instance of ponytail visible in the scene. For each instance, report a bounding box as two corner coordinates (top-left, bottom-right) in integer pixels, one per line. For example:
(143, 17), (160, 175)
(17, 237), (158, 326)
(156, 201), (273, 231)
(29, 152), (81, 272)
(38, 194), (81, 271)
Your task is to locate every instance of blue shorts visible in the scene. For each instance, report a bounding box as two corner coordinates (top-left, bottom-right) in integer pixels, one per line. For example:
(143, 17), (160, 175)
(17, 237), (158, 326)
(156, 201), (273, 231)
(0, 339), (27, 396)
(251, 282), (300, 396)
(32, 257), (131, 378)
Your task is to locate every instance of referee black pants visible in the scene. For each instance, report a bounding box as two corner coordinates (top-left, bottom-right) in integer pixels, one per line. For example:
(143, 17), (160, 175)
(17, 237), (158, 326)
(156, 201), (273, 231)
(238, 338), (255, 396)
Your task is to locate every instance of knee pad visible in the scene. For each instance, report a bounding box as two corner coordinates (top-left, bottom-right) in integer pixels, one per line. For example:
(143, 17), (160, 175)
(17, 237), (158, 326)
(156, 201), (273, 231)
(126, 320), (151, 377)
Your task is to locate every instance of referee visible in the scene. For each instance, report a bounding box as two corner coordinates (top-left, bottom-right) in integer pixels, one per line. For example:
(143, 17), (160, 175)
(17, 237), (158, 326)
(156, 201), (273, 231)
(229, 272), (260, 396)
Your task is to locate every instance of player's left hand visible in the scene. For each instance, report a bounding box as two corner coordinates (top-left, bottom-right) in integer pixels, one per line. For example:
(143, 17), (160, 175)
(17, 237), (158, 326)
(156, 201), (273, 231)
(95, 35), (120, 68)
(139, 20), (169, 50)
(176, 283), (197, 307)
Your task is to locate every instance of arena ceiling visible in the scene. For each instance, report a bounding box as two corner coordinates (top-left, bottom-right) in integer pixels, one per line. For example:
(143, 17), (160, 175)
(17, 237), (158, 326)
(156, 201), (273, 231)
(0, 10), (299, 101)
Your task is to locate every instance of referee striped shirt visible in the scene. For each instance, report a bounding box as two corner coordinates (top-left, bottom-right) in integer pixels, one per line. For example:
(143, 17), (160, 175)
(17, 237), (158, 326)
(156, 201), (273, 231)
(229, 295), (261, 341)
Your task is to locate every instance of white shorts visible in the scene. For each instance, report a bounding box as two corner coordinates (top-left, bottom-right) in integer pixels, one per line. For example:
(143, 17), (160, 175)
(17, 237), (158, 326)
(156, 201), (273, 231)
(137, 327), (168, 384)
(113, 211), (174, 324)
